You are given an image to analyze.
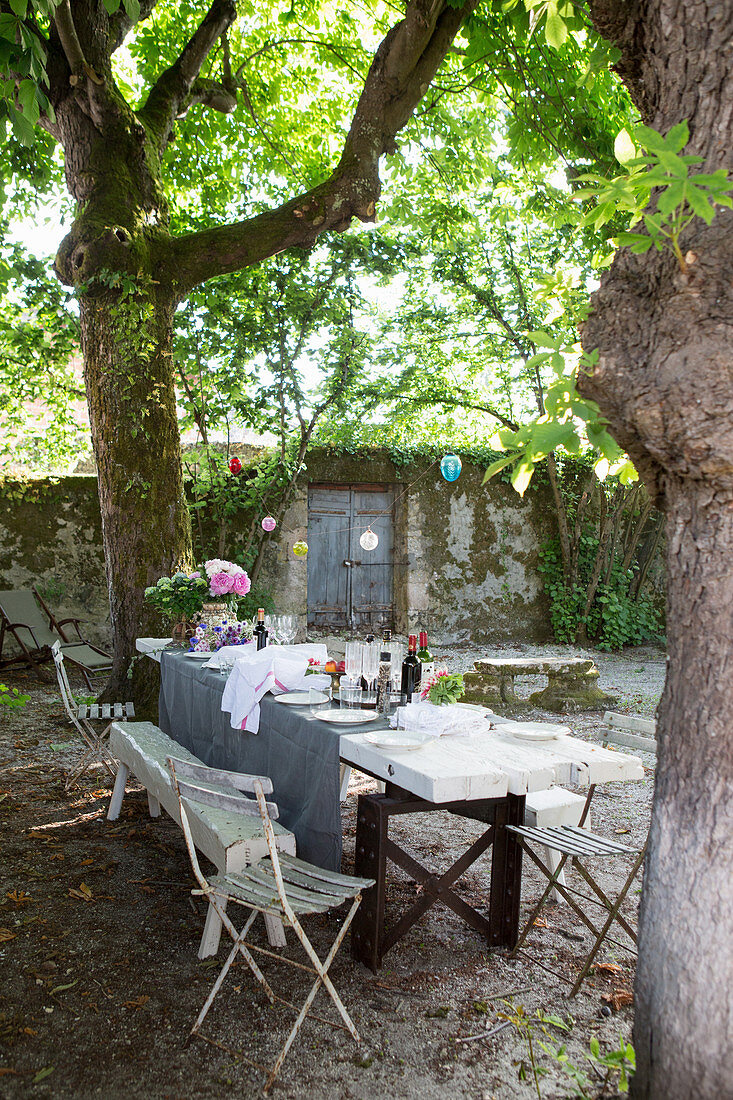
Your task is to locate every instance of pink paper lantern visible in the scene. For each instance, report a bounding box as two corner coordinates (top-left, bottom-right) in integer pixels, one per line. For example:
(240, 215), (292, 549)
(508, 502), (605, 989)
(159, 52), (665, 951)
(261, 515), (277, 532)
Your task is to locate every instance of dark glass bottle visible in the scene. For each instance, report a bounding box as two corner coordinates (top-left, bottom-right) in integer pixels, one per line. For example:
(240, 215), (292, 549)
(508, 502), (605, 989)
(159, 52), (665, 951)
(417, 631), (434, 682)
(400, 634), (422, 704)
(254, 607), (268, 651)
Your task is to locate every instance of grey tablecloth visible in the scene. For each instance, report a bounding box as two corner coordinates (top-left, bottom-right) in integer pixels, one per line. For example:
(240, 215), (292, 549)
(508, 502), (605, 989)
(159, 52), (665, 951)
(158, 650), (343, 870)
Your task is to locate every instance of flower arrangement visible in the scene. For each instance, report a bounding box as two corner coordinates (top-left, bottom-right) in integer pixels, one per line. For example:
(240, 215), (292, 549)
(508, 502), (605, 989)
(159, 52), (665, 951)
(202, 559), (252, 600)
(144, 571), (209, 621)
(188, 619), (254, 653)
(144, 561), (252, 622)
(421, 670), (465, 706)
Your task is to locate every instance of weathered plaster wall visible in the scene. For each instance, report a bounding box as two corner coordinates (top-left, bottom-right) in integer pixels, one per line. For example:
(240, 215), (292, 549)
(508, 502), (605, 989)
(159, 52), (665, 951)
(0, 478), (111, 649)
(0, 451), (555, 647)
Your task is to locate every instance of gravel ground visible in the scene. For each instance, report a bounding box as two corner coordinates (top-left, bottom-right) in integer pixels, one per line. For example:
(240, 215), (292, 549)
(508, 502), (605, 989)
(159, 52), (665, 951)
(0, 642), (665, 1099)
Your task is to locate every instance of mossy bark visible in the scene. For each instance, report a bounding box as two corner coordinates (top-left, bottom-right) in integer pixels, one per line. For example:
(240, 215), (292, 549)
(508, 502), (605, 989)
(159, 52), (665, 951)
(80, 288), (191, 699)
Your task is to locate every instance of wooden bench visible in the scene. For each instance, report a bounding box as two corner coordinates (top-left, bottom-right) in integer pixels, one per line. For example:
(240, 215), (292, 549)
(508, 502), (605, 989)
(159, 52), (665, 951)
(107, 721), (296, 957)
(463, 657), (616, 714)
(598, 710), (657, 755)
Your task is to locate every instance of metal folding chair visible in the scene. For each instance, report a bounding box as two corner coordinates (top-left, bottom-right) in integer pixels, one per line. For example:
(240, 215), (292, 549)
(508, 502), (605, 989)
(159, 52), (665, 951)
(508, 804), (647, 996)
(167, 757), (374, 1093)
(52, 642), (132, 789)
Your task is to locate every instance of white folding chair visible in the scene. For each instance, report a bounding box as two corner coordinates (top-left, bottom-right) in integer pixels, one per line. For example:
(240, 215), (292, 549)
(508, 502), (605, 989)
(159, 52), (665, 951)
(167, 757), (374, 1093)
(52, 641), (133, 789)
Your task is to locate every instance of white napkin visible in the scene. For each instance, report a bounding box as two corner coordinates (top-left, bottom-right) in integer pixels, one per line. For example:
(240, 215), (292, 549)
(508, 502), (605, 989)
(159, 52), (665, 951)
(220, 645), (329, 733)
(390, 700), (491, 738)
(205, 641), (327, 670)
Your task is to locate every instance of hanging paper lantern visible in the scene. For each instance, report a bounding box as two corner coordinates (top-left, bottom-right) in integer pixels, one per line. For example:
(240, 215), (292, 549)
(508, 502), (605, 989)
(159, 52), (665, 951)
(359, 527), (379, 551)
(293, 540), (308, 557)
(440, 454), (462, 482)
(261, 515), (277, 532)
(229, 456), (242, 475)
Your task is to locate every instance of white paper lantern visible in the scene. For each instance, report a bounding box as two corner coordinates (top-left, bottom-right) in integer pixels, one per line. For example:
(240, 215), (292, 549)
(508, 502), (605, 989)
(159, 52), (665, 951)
(359, 527), (379, 551)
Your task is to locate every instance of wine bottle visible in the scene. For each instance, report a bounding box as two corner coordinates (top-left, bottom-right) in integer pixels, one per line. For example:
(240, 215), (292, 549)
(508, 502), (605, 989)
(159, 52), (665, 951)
(417, 631), (434, 682)
(400, 634), (422, 704)
(254, 607), (268, 651)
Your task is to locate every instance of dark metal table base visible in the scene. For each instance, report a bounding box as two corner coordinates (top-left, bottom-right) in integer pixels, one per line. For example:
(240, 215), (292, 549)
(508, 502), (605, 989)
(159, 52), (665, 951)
(351, 786), (525, 972)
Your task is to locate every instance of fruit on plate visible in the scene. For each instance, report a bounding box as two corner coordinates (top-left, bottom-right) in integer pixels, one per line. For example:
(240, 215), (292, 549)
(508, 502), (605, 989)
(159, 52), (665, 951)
(336, 660), (346, 673)
(324, 659), (337, 673)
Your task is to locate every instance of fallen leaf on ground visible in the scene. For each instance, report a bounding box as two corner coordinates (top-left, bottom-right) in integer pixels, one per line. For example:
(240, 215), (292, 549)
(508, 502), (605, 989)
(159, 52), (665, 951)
(615, 827), (631, 834)
(6, 890), (32, 906)
(68, 883), (93, 902)
(49, 853), (65, 862)
(532, 917), (548, 928)
(0, 928), (17, 942)
(594, 962), (623, 975)
(79, 859), (94, 867)
(123, 995), (150, 1009)
(50, 980), (78, 995)
(32, 1067), (54, 1084)
(602, 988), (634, 1011)
(0, 1068), (20, 1076)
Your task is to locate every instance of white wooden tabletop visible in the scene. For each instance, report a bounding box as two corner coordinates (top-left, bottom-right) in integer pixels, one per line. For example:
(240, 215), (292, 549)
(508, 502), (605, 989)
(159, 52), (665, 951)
(338, 728), (645, 804)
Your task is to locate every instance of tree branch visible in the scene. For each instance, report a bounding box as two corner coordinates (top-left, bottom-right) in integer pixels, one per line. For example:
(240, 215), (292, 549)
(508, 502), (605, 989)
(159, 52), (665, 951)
(162, 0), (479, 295)
(139, 0), (237, 144)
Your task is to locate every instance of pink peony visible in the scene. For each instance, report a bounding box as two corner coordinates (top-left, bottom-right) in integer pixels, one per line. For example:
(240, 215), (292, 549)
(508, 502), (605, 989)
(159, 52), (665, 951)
(210, 572), (235, 596)
(188, 571), (201, 579)
(232, 572), (251, 595)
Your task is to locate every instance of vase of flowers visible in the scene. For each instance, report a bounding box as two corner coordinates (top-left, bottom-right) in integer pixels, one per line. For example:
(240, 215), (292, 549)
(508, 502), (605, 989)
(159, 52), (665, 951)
(144, 571), (210, 643)
(197, 559), (252, 631)
(421, 670), (465, 706)
(187, 619), (254, 653)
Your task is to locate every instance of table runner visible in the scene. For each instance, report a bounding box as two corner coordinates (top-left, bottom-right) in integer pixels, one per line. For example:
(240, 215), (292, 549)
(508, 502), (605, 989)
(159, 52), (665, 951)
(159, 650), (343, 870)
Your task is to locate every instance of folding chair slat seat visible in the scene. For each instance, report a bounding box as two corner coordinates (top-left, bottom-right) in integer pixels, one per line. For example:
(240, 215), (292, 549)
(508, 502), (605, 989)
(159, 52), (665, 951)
(509, 817), (647, 997)
(0, 589), (112, 690)
(51, 642), (132, 790)
(166, 756), (375, 1094)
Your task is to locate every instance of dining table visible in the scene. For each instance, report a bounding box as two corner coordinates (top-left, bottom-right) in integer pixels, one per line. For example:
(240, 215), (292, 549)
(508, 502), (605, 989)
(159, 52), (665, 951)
(143, 639), (645, 971)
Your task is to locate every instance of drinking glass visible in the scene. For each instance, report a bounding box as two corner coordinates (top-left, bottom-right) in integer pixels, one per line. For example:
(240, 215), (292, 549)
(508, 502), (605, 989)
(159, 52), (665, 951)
(280, 614), (296, 644)
(219, 650), (235, 677)
(339, 676), (362, 708)
(345, 641), (362, 682)
(309, 684), (331, 717)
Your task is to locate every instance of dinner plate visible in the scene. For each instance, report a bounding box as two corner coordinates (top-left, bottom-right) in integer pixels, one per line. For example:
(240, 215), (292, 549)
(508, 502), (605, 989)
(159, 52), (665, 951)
(275, 691), (328, 705)
(185, 651), (211, 660)
(363, 730), (435, 750)
(496, 721), (571, 741)
(315, 709), (379, 725)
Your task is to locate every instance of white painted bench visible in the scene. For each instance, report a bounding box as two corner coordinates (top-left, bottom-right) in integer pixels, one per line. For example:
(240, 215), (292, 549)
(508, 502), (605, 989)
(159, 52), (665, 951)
(107, 721), (296, 958)
(599, 711), (657, 755)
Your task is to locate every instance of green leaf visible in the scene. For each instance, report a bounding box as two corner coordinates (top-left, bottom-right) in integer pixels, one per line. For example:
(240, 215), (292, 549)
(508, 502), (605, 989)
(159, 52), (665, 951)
(122, 0), (141, 20)
(33, 1068), (54, 1084)
(482, 453), (517, 482)
(9, 103), (35, 144)
(8, 0), (27, 17)
(526, 330), (558, 349)
(614, 128), (636, 164)
(511, 458), (535, 497)
(664, 119), (689, 152)
(544, 12), (567, 48)
(686, 183), (715, 224)
(102, 0), (120, 14)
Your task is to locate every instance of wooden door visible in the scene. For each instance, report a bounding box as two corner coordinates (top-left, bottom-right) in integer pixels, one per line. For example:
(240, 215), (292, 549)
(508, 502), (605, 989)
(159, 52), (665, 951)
(307, 485), (394, 630)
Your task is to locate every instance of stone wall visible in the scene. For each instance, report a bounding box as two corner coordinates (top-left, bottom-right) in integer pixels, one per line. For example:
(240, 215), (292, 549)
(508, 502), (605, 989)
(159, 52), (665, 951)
(0, 452), (556, 648)
(0, 477), (111, 649)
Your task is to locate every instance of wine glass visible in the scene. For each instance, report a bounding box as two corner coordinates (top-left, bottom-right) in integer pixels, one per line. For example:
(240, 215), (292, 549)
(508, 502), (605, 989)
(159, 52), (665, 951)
(345, 641), (362, 684)
(280, 614), (297, 645)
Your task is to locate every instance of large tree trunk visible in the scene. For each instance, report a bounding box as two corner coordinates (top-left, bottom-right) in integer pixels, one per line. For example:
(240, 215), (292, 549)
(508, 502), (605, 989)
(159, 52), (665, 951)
(583, 2), (733, 1094)
(80, 289), (192, 698)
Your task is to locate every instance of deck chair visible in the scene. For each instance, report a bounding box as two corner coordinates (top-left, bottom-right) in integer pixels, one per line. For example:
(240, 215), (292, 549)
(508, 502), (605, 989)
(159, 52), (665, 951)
(508, 781), (647, 997)
(0, 588), (112, 690)
(167, 757), (374, 1094)
(52, 642), (133, 789)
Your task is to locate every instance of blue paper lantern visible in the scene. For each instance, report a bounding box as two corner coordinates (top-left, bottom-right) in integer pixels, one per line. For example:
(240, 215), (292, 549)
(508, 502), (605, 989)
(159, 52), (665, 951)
(440, 454), (462, 482)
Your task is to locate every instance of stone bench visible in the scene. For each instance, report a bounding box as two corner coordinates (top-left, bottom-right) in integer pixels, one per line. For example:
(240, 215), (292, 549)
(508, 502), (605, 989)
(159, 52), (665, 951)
(107, 721), (296, 957)
(463, 657), (615, 714)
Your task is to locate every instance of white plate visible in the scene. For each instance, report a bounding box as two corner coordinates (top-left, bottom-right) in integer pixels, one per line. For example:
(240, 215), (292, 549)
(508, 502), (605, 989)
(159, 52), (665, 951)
(496, 721), (571, 741)
(363, 730), (435, 750)
(275, 691), (329, 705)
(315, 709), (380, 725)
(185, 651), (211, 660)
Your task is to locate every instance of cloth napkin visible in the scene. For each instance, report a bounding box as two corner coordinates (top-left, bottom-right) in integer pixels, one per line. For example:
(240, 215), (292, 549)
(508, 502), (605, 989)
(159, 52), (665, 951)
(219, 644), (329, 733)
(205, 641), (327, 670)
(390, 700), (492, 738)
